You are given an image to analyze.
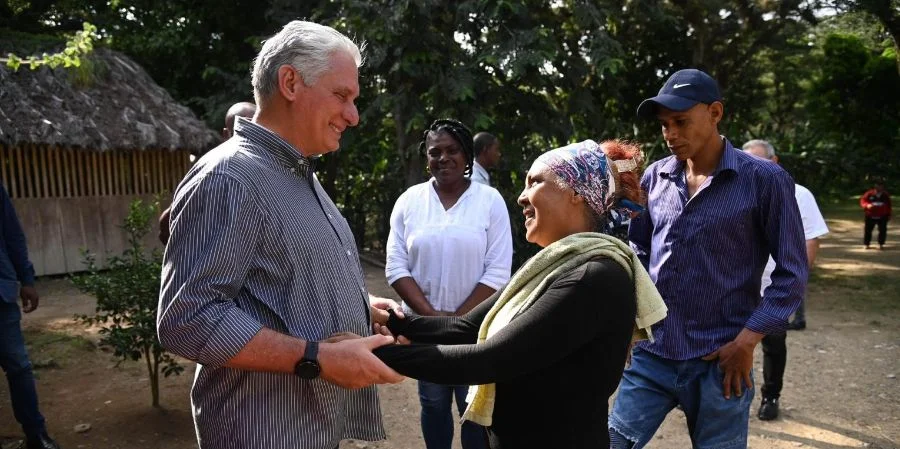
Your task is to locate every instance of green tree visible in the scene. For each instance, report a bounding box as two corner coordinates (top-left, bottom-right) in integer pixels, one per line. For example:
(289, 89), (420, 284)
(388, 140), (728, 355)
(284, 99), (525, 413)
(72, 199), (184, 408)
(804, 32), (900, 191)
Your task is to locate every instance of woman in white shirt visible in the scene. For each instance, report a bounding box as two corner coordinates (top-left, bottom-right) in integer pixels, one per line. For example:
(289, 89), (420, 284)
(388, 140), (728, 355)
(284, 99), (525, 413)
(386, 118), (513, 449)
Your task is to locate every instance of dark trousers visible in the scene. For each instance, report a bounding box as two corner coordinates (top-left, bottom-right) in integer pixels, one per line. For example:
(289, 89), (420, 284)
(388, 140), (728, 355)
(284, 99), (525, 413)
(761, 332), (787, 399)
(0, 301), (47, 439)
(864, 217), (888, 246)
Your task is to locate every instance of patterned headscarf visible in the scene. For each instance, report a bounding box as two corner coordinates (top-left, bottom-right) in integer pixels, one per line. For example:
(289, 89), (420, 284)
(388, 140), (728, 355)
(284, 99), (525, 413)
(535, 139), (642, 229)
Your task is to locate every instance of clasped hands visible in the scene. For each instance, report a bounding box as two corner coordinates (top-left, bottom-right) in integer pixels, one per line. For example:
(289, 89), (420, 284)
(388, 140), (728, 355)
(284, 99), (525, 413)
(324, 296), (411, 344)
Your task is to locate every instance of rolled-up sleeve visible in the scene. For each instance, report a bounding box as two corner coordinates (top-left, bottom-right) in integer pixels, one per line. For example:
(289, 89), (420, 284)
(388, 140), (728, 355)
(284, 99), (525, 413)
(385, 192), (412, 285)
(157, 173), (265, 367)
(478, 190), (512, 289)
(747, 171), (808, 334)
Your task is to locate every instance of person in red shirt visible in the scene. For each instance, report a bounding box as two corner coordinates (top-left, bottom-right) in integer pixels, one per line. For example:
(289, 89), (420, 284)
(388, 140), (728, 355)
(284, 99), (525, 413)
(860, 181), (891, 250)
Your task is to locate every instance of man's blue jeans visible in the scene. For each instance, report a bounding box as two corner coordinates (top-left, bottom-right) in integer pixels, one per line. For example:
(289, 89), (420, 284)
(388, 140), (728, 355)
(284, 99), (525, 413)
(0, 301), (46, 439)
(418, 380), (487, 449)
(609, 347), (754, 449)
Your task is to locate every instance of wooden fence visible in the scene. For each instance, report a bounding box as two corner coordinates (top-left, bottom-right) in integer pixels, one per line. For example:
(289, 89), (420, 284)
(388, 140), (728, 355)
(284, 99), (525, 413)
(1, 144), (192, 275)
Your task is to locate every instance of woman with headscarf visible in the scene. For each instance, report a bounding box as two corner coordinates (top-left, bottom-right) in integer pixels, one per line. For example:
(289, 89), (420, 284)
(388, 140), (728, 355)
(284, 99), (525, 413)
(384, 118), (513, 449)
(373, 139), (668, 449)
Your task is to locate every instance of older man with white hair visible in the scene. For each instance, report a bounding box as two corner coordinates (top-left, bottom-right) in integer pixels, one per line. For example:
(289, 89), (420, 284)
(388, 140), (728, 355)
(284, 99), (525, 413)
(742, 139), (829, 421)
(157, 21), (403, 449)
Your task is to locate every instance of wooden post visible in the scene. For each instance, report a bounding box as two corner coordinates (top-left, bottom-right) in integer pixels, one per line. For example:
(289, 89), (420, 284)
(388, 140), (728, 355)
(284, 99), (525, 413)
(37, 146), (46, 197)
(62, 148), (72, 197)
(119, 151), (127, 196)
(52, 146), (62, 197)
(14, 146), (25, 198)
(77, 150), (86, 197)
(21, 146), (30, 198)
(156, 150), (164, 194)
(91, 152), (100, 197)
(45, 146), (55, 197)
(104, 151), (112, 196)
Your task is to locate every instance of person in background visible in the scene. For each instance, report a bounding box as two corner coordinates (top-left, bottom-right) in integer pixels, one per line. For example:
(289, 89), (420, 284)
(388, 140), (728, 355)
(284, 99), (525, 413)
(158, 101), (257, 245)
(743, 139), (829, 421)
(385, 119), (512, 449)
(860, 181), (891, 250)
(221, 102), (257, 140)
(609, 69), (807, 449)
(0, 185), (61, 449)
(374, 139), (666, 449)
(471, 132), (501, 185)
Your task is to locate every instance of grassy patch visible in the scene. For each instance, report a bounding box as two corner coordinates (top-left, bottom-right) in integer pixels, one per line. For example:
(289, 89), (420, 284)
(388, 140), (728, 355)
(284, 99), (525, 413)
(22, 329), (95, 370)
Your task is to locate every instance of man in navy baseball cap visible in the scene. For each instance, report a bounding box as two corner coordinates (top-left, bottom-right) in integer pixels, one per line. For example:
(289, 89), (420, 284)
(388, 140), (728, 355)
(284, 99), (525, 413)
(608, 68), (808, 449)
(636, 68), (723, 118)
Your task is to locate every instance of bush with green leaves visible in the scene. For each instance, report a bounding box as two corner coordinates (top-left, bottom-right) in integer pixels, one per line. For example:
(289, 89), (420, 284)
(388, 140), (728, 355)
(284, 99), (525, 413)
(72, 199), (183, 408)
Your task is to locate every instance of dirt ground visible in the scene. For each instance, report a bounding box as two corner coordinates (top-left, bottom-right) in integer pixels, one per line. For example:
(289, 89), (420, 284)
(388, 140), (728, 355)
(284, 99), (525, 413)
(1, 214), (898, 449)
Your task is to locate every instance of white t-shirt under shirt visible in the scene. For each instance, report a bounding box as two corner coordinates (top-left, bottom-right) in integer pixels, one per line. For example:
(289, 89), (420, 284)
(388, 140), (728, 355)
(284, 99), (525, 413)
(386, 179), (513, 312)
(760, 184), (829, 294)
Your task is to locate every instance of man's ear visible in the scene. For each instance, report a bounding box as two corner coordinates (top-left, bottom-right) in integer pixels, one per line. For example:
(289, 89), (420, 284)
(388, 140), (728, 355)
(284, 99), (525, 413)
(277, 65), (302, 101)
(709, 101), (724, 125)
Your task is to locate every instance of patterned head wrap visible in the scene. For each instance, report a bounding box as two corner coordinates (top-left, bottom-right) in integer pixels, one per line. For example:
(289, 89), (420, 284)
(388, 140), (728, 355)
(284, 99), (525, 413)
(535, 139), (642, 229)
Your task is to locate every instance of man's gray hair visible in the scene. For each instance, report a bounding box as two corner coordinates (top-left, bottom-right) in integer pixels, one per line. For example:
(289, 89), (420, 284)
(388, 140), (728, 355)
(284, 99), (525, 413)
(742, 139), (776, 158)
(252, 21), (364, 105)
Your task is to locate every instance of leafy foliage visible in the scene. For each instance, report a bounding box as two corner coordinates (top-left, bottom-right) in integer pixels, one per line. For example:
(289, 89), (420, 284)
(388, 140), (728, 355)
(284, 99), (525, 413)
(7, 1), (897, 266)
(72, 199), (183, 408)
(3, 22), (97, 70)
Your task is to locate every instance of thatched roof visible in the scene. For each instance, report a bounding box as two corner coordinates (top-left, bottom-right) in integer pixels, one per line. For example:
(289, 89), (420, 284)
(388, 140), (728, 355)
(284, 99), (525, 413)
(0, 41), (218, 153)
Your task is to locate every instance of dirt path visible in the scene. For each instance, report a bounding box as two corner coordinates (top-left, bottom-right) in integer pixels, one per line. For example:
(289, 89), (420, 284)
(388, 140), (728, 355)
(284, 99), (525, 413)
(2, 215), (898, 449)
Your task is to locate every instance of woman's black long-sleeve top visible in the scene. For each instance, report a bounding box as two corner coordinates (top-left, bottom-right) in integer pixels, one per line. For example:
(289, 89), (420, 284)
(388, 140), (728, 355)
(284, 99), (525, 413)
(374, 258), (637, 449)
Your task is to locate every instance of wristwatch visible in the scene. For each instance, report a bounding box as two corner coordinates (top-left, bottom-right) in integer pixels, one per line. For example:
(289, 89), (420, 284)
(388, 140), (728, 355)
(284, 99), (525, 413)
(294, 341), (321, 379)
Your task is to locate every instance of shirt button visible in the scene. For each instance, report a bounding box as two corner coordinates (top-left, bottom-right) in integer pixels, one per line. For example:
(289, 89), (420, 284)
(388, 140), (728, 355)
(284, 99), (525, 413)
(346, 250), (352, 256)
(327, 213), (333, 219)
(290, 168), (296, 173)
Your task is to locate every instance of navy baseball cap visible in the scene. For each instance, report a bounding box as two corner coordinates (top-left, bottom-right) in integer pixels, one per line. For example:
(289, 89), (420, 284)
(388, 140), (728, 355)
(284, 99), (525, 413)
(636, 69), (722, 118)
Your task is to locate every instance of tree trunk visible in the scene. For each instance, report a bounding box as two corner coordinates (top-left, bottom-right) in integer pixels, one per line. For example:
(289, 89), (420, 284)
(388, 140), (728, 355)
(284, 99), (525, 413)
(144, 346), (159, 408)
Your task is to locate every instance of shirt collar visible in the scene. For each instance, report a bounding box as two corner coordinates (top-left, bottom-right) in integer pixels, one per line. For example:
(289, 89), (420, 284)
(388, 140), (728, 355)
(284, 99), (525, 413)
(658, 136), (739, 178)
(233, 117), (316, 176)
(473, 160), (489, 179)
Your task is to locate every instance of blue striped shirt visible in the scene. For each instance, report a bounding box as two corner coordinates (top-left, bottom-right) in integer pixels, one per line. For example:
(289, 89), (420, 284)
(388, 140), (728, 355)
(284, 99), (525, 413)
(628, 138), (807, 361)
(158, 118), (384, 449)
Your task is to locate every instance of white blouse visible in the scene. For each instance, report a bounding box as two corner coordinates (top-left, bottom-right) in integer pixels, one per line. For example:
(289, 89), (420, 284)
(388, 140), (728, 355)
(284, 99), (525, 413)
(386, 179), (513, 312)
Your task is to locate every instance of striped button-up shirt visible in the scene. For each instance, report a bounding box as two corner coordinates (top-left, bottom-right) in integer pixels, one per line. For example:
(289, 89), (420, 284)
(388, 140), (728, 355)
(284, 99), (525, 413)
(158, 117), (384, 449)
(628, 138), (807, 361)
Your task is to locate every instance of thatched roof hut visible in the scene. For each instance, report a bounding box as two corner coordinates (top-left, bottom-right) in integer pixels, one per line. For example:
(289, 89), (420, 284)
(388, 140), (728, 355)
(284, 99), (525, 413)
(0, 35), (218, 275)
(0, 47), (218, 152)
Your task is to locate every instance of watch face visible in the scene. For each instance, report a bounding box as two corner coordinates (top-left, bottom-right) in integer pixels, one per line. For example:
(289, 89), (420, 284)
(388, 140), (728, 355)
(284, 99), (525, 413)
(295, 360), (320, 379)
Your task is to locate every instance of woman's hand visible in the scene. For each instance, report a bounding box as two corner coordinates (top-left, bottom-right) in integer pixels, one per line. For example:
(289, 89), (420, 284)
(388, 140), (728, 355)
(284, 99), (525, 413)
(373, 322), (411, 345)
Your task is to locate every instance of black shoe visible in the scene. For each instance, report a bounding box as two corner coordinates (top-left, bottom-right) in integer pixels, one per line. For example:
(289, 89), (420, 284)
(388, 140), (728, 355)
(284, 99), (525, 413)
(25, 433), (60, 449)
(786, 320), (806, 330)
(758, 396), (780, 421)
